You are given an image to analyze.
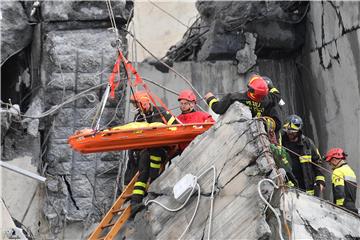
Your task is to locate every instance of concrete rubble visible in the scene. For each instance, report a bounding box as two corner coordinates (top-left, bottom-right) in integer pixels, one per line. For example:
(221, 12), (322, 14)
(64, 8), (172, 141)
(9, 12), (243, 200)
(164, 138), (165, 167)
(123, 103), (277, 239)
(269, 189), (360, 239)
(1, 0), (133, 238)
(120, 103), (360, 240)
(164, 1), (308, 63)
(1, 1), (360, 239)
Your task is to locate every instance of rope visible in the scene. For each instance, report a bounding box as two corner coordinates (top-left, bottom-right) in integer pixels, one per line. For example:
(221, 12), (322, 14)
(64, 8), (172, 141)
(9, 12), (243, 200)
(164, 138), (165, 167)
(17, 82), (112, 119)
(142, 77), (179, 95)
(178, 183), (201, 240)
(123, 28), (208, 110)
(279, 144), (360, 190)
(258, 179), (285, 240)
(145, 166), (217, 240)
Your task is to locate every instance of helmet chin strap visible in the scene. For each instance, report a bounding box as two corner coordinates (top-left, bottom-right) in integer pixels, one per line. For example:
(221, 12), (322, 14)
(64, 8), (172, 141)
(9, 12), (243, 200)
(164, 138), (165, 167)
(331, 159), (344, 169)
(181, 107), (193, 114)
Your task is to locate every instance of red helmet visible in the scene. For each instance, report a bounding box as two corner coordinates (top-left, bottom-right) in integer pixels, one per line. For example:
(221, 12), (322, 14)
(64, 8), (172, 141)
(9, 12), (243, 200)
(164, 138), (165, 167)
(178, 89), (197, 102)
(325, 148), (347, 161)
(130, 91), (151, 111)
(130, 91), (150, 103)
(247, 75), (269, 102)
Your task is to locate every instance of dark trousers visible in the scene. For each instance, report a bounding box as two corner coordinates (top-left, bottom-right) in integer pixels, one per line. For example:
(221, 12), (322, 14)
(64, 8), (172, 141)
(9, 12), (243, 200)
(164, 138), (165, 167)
(131, 148), (167, 203)
(124, 150), (140, 186)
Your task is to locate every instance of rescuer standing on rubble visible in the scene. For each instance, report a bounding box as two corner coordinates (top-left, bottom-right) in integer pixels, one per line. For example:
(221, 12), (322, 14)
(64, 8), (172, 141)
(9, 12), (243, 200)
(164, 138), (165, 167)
(325, 148), (358, 213)
(204, 74), (282, 133)
(280, 114), (325, 197)
(125, 91), (178, 213)
(177, 89), (215, 151)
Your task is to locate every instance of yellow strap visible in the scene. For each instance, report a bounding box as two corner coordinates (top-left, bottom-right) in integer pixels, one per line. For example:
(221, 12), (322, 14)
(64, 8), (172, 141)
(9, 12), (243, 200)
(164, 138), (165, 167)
(300, 155), (311, 163)
(336, 198), (345, 206)
(208, 98), (219, 109)
(270, 87), (279, 93)
(167, 116), (176, 125)
(315, 176), (325, 181)
(150, 155), (161, 161)
(133, 189), (145, 195)
(306, 190), (314, 196)
(134, 182), (147, 188)
(150, 162), (161, 169)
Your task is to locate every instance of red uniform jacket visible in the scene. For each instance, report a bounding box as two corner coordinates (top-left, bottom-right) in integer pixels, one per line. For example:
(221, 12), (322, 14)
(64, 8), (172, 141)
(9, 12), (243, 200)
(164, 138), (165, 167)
(177, 110), (215, 151)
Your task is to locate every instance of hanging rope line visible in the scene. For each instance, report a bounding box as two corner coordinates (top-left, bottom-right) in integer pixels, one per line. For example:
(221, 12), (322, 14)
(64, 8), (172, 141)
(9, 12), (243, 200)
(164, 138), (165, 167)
(147, 0), (190, 28)
(278, 144), (360, 190)
(104, 0), (186, 125)
(123, 28), (208, 109)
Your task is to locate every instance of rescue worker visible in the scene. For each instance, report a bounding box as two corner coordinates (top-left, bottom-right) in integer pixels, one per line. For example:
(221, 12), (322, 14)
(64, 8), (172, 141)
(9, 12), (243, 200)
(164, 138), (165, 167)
(262, 76), (285, 108)
(204, 74), (282, 133)
(280, 114), (325, 197)
(325, 148), (358, 213)
(177, 89), (215, 151)
(125, 91), (178, 213)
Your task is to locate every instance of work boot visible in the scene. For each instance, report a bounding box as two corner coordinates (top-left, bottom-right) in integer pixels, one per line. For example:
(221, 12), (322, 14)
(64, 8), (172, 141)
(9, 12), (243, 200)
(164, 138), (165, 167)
(129, 200), (145, 219)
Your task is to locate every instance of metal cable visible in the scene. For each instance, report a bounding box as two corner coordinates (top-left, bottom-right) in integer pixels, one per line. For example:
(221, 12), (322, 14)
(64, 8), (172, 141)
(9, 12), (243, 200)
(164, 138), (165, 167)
(279, 144), (360, 190)
(147, 0), (190, 28)
(123, 28), (208, 110)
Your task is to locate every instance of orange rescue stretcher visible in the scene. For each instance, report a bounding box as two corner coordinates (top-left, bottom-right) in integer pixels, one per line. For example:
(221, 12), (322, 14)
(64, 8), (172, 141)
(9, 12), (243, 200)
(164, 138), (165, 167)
(68, 123), (214, 154)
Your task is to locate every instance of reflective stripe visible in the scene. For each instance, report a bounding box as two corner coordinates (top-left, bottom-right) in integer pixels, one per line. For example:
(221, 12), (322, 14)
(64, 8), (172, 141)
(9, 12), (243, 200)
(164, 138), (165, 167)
(344, 176), (357, 182)
(282, 158), (289, 165)
(133, 189), (145, 195)
(306, 190), (314, 196)
(134, 182), (147, 188)
(168, 126), (177, 131)
(336, 198), (345, 206)
(333, 177), (345, 187)
(150, 162), (161, 169)
(209, 98), (219, 109)
(279, 134), (282, 146)
(167, 116), (176, 125)
(300, 155), (311, 163)
(150, 155), (161, 161)
(287, 181), (295, 187)
(270, 88), (279, 93)
(315, 176), (325, 181)
(283, 122), (300, 131)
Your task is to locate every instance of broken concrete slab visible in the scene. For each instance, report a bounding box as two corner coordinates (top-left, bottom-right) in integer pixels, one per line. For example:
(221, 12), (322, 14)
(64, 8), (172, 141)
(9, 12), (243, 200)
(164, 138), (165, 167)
(236, 32), (257, 74)
(268, 189), (360, 239)
(1, 1), (33, 65)
(122, 102), (276, 239)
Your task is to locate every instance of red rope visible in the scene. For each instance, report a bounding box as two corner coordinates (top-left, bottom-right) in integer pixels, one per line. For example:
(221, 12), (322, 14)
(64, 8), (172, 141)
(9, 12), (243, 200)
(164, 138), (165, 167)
(109, 51), (180, 124)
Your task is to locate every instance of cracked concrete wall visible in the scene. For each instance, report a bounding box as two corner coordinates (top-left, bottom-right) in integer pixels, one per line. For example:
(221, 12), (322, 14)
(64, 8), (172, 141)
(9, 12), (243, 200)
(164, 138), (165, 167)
(1, 1), (133, 238)
(302, 1), (360, 206)
(41, 20), (128, 240)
